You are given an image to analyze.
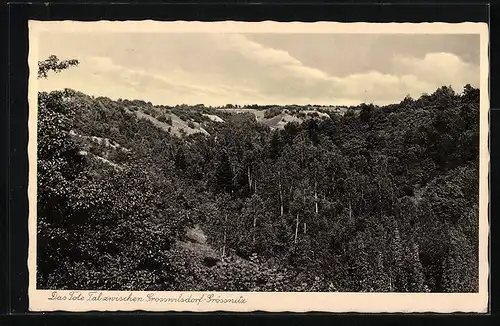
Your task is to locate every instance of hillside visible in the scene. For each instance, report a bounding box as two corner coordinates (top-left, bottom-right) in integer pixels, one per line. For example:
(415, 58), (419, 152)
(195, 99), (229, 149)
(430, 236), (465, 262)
(37, 84), (480, 292)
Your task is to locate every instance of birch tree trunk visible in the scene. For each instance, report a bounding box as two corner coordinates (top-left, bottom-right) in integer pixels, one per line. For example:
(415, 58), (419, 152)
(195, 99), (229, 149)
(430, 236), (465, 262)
(294, 213), (299, 244)
(314, 180), (319, 214)
(378, 182), (382, 218)
(247, 166), (252, 191)
(231, 162), (236, 197)
(222, 213), (228, 257)
(252, 215), (257, 243)
(279, 180), (284, 217)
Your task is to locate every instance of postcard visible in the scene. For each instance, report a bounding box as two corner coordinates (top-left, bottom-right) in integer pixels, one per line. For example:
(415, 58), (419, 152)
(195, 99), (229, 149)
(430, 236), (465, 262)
(28, 20), (489, 313)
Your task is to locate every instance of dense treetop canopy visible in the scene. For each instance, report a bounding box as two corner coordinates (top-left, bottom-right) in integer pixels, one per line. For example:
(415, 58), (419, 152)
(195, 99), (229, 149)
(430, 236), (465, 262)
(36, 57), (479, 292)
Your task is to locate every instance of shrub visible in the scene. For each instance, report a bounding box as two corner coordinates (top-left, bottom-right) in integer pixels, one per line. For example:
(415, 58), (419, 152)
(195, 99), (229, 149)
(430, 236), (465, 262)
(264, 107), (282, 119)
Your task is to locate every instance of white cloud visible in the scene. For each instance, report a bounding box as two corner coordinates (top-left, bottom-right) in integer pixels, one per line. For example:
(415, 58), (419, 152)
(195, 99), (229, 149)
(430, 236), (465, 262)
(214, 34), (331, 84)
(38, 33), (480, 106)
(394, 52), (479, 93)
(220, 34), (302, 67)
(39, 54), (272, 105)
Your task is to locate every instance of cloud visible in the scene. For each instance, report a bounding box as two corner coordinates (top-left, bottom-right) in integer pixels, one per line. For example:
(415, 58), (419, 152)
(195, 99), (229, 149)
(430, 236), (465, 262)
(227, 34), (330, 82)
(38, 33), (480, 106)
(394, 52), (480, 92)
(221, 34), (303, 67)
(329, 52), (479, 104)
(39, 54), (271, 105)
(208, 35), (478, 104)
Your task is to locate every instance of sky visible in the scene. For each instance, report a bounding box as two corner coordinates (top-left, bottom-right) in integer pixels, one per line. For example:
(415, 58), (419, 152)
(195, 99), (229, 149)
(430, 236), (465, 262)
(37, 32), (480, 106)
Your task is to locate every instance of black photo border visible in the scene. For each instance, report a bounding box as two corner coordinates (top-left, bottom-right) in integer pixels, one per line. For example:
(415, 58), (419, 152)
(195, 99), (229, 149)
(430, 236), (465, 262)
(2, 1), (497, 325)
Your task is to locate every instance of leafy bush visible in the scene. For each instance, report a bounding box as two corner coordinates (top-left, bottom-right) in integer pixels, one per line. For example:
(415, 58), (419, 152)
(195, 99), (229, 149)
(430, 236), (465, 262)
(264, 107), (282, 119)
(158, 114), (173, 125)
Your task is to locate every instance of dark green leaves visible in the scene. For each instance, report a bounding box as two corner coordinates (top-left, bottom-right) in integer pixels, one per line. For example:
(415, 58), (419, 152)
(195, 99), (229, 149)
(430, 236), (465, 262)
(38, 55), (79, 79)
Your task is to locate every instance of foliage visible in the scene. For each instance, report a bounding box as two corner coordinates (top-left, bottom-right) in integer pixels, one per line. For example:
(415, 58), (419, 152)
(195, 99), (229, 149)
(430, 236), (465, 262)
(38, 55), (79, 79)
(264, 107), (283, 119)
(36, 56), (480, 293)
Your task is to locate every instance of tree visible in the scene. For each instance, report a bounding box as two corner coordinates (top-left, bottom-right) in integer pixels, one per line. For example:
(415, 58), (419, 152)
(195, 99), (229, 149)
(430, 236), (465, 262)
(404, 241), (429, 292)
(359, 103), (375, 123)
(462, 84), (480, 103)
(36, 79), (480, 293)
(38, 55), (79, 79)
(441, 226), (478, 292)
(37, 57), (84, 286)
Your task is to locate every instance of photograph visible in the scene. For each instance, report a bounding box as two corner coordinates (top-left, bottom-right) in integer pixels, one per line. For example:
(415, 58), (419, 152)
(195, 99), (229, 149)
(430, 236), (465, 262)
(27, 21), (489, 312)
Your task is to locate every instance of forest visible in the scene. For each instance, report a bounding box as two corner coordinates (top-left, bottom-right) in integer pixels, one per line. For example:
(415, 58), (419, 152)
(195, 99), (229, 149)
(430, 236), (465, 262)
(37, 56), (480, 292)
